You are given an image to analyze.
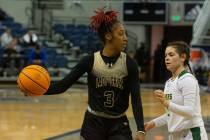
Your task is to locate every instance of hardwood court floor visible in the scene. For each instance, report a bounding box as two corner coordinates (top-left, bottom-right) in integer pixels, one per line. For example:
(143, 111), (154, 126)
(0, 85), (210, 140)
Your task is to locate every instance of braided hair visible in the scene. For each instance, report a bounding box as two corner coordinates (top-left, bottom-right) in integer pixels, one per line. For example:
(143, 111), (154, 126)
(90, 8), (119, 44)
(167, 41), (193, 74)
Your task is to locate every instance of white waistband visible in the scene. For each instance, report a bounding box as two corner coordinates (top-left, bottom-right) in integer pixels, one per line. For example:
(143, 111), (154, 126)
(87, 106), (125, 119)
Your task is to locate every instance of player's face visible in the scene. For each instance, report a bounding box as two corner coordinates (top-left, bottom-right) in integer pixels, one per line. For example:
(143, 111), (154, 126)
(110, 23), (128, 53)
(165, 46), (184, 73)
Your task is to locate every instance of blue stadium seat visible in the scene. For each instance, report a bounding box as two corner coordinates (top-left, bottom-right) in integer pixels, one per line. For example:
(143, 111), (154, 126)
(11, 28), (27, 37)
(76, 25), (88, 31)
(55, 55), (68, 68)
(66, 24), (75, 30)
(46, 55), (56, 67)
(45, 48), (57, 58)
(1, 20), (13, 27)
(11, 22), (22, 29)
(53, 24), (66, 34)
(4, 16), (14, 22)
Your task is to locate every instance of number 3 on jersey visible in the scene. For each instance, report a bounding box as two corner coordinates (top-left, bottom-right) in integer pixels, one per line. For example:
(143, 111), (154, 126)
(104, 91), (114, 107)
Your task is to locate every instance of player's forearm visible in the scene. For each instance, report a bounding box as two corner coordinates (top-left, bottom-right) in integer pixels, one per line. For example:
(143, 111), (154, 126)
(45, 57), (89, 95)
(45, 70), (82, 95)
(168, 102), (195, 118)
(131, 94), (145, 132)
(133, 107), (145, 131)
(44, 81), (68, 95)
(152, 114), (168, 127)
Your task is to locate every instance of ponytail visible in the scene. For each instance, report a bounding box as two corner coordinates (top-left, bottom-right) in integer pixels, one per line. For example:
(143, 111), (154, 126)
(90, 8), (119, 43)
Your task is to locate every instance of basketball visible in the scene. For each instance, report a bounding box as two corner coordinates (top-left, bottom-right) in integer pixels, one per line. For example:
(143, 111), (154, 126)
(17, 65), (51, 96)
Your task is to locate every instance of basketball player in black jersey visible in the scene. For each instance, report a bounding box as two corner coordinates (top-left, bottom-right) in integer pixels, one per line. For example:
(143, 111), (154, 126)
(44, 8), (145, 140)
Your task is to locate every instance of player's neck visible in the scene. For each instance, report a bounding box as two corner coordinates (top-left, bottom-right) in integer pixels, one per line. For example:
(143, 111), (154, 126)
(102, 45), (120, 57)
(172, 66), (185, 80)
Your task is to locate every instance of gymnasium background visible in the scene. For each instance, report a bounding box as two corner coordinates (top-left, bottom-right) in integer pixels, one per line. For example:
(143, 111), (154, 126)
(0, 0), (210, 140)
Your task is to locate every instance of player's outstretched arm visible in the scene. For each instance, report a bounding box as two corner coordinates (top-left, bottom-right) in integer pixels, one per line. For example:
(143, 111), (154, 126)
(45, 55), (93, 95)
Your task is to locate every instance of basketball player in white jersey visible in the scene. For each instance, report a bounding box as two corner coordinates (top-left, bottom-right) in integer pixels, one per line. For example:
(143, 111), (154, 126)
(145, 41), (208, 140)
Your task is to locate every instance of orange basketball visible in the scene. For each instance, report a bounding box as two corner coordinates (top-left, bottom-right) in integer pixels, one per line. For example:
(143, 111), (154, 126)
(17, 65), (51, 96)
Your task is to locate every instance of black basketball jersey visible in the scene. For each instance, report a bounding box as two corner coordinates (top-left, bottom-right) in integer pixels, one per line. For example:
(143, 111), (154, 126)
(45, 51), (144, 131)
(88, 51), (129, 115)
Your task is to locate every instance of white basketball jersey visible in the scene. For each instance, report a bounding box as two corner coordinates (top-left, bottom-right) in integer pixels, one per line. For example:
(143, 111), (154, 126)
(164, 72), (204, 132)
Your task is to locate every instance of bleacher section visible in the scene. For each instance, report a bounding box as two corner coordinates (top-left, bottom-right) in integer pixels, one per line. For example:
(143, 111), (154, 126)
(0, 7), (136, 84)
(0, 10), (90, 83)
(0, 16), (27, 38)
(53, 23), (101, 53)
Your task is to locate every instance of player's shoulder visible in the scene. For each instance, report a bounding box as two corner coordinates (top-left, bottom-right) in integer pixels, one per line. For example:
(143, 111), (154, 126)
(125, 53), (139, 72)
(93, 51), (100, 56)
(81, 53), (94, 60)
(79, 53), (94, 67)
(177, 72), (198, 90)
(178, 71), (196, 82)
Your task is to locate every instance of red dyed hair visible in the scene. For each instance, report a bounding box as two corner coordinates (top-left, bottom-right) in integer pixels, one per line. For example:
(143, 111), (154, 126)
(90, 8), (118, 31)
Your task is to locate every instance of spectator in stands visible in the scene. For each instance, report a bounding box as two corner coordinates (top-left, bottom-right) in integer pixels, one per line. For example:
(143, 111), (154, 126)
(28, 43), (47, 66)
(22, 30), (38, 47)
(0, 28), (13, 47)
(2, 38), (20, 76)
(5, 38), (20, 51)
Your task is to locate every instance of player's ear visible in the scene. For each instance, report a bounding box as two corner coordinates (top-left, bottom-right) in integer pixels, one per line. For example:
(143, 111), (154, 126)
(105, 33), (112, 40)
(181, 53), (187, 63)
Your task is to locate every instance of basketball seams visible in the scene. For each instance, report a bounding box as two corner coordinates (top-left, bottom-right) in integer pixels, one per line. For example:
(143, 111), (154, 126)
(18, 75), (42, 95)
(17, 65), (50, 96)
(21, 71), (48, 91)
(24, 67), (50, 86)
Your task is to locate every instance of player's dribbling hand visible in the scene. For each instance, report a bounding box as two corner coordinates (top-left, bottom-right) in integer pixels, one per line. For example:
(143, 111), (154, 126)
(135, 132), (145, 140)
(154, 89), (169, 108)
(144, 121), (155, 131)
